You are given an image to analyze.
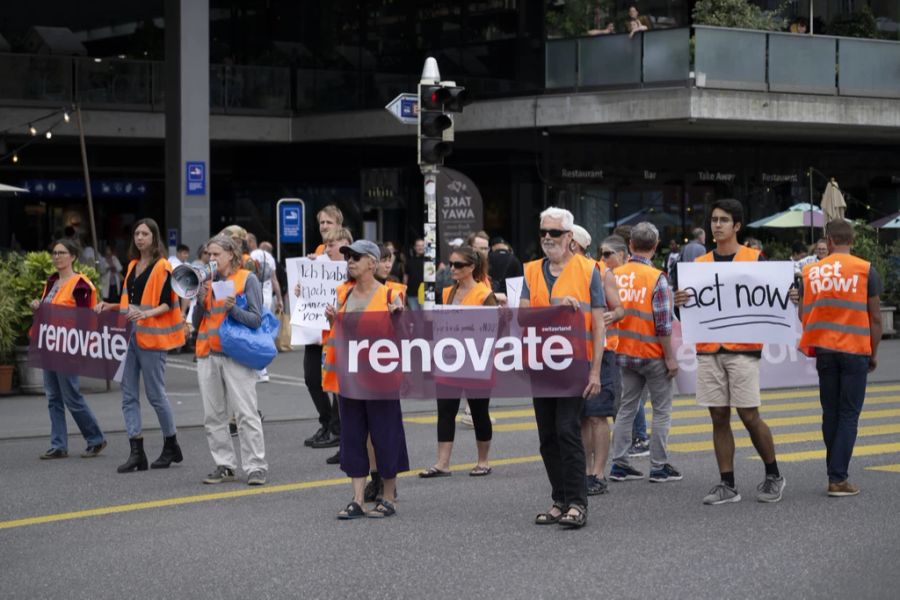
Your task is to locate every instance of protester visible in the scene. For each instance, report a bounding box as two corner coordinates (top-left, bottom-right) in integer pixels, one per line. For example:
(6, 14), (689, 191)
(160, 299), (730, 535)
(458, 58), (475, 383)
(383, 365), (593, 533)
(385, 240), (406, 283)
(488, 236), (523, 297)
(193, 234), (267, 486)
(466, 230), (491, 255)
(96, 218), (186, 473)
(220, 225), (258, 275)
(813, 238), (828, 261)
(99, 245), (124, 303)
(583, 235), (625, 496)
(435, 237), (463, 303)
(571, 225), (592, 257)
(313, 205), (343, 256)
(420, 245), (498, 479)
(521, 207), (604, 529)
(31, 238), (106, 460)
(674, 199), (784, 504)
(609, 222), (681, 484)
(324, 240), (408, 519)
(797, 219), (881, 497)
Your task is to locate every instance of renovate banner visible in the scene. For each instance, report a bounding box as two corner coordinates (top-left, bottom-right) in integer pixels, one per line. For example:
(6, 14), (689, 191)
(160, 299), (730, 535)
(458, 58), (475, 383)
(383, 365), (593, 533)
(677, 261), (800, 345)
(28, 305), (132, 381)
(332, 306), (590, 400)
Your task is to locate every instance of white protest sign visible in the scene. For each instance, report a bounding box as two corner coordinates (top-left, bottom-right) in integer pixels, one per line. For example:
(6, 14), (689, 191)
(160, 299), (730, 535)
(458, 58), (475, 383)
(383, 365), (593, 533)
(505, 276), (524, 308)
(291, 325), (324, 346)
(677, 261), (800, 345)
(287, 256), (347, 330)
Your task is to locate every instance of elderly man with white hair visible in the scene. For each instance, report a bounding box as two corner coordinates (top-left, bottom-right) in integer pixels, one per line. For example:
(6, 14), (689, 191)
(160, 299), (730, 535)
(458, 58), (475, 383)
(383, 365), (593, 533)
(520, 207), (605, 529)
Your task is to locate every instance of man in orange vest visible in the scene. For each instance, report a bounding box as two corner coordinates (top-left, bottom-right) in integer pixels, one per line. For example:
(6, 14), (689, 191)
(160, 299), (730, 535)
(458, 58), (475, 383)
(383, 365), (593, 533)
(674, 199), (783, 505)
(608, 222), (681, 484)
(797, 219), (882, 497)
(520, 207), (604, 529)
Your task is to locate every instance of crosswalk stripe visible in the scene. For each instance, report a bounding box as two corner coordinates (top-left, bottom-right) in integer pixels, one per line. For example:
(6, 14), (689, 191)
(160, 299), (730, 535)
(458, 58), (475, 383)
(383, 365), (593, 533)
(670, 395), (900, 420)
(865, 463), (900, 473)
(772, 442), (900, 463)
(669, 423), (900, 453)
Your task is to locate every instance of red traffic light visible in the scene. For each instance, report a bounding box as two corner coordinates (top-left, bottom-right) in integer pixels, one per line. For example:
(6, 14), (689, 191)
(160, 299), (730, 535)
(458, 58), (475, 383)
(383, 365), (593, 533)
(421, 85), (449, 110)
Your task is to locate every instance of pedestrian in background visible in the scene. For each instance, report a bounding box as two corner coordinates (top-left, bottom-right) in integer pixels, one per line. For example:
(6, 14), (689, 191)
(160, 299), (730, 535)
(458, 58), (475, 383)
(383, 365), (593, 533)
(96, 218), (186, 473)
(99, 245), (123, 303)
(32, 238), (106, 460)
(193, 234), (267, 486)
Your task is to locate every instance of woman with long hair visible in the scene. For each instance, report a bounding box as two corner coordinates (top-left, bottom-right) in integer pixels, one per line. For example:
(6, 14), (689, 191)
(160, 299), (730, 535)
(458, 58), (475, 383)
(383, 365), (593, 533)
(32, 238), (106, 459)
(420, 245), (498, 478)
(96, 218), (185, 472)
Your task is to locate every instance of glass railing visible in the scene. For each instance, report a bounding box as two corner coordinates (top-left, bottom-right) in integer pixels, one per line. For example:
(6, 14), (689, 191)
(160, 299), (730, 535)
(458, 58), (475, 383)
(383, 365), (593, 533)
(0, 53), (72, 104)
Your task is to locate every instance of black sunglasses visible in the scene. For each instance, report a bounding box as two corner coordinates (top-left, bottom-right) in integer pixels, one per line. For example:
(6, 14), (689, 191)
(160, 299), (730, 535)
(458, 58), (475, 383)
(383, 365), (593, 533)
(346, 253), (364, 262)
(600, 250), (615, 258)
(449, 261), (472, 269)
(540, 228), (569, 238)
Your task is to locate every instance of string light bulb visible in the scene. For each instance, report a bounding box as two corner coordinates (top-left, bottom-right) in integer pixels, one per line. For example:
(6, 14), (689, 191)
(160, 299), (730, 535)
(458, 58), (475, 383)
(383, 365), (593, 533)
(63, 111), (70, 123)
(12, 153), (19, 163)
(28, 124), (37, 136)
(45, 130), (52, 139)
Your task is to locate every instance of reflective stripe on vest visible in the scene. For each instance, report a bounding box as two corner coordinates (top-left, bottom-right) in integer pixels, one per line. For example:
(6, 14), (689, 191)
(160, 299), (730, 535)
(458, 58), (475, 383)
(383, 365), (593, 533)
(120, 259), (186, 351)
(322, 285), (393, 394)
(694, 246), (763, 354)
(524, 254), (598, 361)
(613, 261), (663, 359)
(196, 269), (250, 358)
(799, 254), (872, 356)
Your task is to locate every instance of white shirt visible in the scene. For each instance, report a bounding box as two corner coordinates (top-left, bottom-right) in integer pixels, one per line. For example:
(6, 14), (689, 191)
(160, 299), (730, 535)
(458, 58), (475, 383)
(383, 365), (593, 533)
(250, 249), (276, 305)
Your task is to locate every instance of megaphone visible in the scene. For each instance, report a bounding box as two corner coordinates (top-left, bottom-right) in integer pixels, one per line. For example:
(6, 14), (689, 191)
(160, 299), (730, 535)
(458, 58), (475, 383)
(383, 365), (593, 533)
(172, 261), (217, 299)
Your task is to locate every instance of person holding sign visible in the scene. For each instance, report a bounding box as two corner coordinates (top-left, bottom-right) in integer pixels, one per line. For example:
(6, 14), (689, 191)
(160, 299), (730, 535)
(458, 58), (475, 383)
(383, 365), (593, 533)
(311, 204), (343, 257)
(609, 222), (681, 485)
(520, 207), (604, 530)
(96, 218), (186, 473)
(673, 199), (784, 505)
(797, 219), (882, 497)
(193, 235), (268, 486)
(419, 245), (498, 479)
(32, 238), (107, 460)
(323, 240), (407, 519)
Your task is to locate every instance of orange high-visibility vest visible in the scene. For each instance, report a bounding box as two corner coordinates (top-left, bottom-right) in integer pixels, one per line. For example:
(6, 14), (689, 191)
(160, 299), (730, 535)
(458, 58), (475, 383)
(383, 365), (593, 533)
(613, 261), (664, 359)
(41, 274), (97, 307)
(799, 253), (872, 356)
(120, 259), (185, 351)
(524, 254), (597, 361)
(694, 246), (763, 354)
(385, 281), (407, 303)
(196, 269), (251, 358)
(314, 244), (325, 256)
(322, 285), (394, 394)
(320, 280), (355, 346)
(596, 260), (618, 352)
(442, 281), (495, 306)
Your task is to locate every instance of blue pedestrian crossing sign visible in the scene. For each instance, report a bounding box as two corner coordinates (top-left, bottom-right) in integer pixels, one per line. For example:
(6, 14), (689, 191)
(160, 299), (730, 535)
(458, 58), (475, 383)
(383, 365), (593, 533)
(185, 161), (206, 195)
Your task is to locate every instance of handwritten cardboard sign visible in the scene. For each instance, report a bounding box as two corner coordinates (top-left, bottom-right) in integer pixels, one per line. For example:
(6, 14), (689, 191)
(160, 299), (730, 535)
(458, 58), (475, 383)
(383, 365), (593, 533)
(287, 256), (347, 331)
(677, 261), (800, 345)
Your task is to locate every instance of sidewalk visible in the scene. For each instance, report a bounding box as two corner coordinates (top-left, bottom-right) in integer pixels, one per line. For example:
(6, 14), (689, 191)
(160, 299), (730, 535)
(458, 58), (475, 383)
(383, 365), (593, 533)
(1, 340), (898, 441)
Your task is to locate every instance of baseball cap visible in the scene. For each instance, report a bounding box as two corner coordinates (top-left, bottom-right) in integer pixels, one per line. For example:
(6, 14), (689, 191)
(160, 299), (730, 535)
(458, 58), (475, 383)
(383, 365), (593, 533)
(572, 225), (592, 250)
(339, 239), (381, 261)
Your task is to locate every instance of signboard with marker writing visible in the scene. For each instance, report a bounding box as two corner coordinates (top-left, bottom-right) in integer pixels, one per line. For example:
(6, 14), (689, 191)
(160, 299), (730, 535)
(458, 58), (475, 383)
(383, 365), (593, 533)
(677, 261), (800, 346)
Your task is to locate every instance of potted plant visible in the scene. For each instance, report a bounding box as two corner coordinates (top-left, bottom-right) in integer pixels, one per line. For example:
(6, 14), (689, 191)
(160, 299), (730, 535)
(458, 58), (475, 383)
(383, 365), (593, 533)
(0, 257), (19, 394)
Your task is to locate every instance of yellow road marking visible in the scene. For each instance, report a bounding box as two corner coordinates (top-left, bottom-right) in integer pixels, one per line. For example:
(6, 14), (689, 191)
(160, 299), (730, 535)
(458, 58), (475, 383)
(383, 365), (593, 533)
(0, 454), (544, 531)
(866, 464), (900, 473)
(670, 423), (900, 453)
(772, 442), (900, 463)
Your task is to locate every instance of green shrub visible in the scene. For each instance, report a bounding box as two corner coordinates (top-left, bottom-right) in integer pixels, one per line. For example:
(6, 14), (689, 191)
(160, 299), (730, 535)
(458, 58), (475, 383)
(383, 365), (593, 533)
(692, 0), (786, 31)
(828, 5), (879, 39)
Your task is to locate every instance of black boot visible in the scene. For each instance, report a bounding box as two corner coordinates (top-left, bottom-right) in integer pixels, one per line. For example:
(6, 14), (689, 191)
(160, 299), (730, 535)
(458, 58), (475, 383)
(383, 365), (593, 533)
(150, 435), (183, 469)
(117, 437), (148, 473)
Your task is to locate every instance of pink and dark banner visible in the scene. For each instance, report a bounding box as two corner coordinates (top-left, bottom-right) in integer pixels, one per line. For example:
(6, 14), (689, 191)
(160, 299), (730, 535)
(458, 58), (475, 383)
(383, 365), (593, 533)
(332, 306), (591, 400)
(28, 305), (132, 381)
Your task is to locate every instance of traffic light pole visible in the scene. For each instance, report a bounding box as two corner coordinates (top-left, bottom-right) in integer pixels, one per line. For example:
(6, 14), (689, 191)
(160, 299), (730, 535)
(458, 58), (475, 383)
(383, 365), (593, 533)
(422, 167), (438, 310)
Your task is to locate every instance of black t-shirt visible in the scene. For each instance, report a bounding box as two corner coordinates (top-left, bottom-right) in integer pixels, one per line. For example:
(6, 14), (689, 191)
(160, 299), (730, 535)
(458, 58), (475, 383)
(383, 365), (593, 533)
(406, 254), (425, 294)
(488, 250), (524, 294)
(126, 258), (173, 307)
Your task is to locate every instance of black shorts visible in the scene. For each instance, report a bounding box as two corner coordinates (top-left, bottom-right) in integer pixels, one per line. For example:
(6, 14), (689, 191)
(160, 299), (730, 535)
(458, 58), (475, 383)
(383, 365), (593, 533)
(582, 350), (617, 418)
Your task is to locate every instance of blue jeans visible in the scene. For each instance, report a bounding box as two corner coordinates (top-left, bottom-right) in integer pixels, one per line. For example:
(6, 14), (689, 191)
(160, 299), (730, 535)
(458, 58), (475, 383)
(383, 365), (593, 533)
(816, 352), (869, 483)
(44, 370), (104, 451)
(121, 336), (176, 438)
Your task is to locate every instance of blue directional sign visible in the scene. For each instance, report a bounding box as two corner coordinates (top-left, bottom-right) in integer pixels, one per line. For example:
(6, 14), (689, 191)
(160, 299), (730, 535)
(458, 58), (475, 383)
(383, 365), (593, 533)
(167, 228), (178, 249)
(185, 161), (206, 196)
(279, 201), (303, 244)
(385, 93), (418, 125)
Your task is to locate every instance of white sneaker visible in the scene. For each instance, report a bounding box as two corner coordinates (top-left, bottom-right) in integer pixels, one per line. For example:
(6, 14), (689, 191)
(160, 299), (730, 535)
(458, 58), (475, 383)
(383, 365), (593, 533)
(257, 373), (270, 383)
(460, 412), (474, 428)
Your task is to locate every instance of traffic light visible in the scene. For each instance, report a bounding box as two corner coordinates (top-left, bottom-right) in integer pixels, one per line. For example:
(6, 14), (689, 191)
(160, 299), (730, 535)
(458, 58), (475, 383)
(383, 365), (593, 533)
(418, 83), (453, 165)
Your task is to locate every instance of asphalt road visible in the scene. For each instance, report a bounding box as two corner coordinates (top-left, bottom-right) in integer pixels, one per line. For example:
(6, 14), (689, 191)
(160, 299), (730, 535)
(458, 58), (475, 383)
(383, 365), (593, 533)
(1, 349), (900, 599)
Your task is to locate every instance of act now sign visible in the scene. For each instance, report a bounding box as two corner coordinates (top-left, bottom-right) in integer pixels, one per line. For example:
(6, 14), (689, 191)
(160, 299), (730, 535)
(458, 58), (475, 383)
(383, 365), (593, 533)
(677, 261), (801, 346)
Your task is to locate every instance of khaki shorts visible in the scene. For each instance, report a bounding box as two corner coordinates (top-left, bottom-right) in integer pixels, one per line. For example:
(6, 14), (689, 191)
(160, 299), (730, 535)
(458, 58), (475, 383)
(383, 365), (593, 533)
(695, 353), (761, 408)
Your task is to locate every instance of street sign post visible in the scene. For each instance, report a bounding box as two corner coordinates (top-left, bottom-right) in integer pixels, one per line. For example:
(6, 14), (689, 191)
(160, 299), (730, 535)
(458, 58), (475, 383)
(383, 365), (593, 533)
(276, 198), (306, 262)
(385, 93), (419, 125)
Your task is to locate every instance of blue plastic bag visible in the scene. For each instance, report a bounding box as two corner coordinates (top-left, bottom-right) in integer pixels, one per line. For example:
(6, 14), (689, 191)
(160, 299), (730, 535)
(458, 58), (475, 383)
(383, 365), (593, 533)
(219, 295), (279, 370)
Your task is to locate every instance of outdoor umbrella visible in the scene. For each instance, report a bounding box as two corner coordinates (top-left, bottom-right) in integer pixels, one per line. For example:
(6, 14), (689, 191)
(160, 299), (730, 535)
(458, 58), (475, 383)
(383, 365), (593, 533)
(747, 203), (824, 229)
(604, 207), (680, 228)
(870, 211), (900, 229)
(0, 183), (29, 193)
(820, 178), (846, 223)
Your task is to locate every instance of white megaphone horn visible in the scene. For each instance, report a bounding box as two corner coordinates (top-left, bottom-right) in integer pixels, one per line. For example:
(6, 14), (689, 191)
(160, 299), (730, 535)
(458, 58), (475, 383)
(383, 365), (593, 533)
(172, 261), (217, 299)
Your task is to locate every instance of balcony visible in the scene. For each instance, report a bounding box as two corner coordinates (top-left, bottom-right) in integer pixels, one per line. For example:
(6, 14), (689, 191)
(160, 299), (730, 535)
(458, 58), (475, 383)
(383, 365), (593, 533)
(546, 25), (900, 99)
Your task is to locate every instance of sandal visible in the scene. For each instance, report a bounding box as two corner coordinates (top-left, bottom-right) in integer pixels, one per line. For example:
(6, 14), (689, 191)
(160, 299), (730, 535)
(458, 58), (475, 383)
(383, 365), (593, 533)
(418, 466), (452, 478)
(336, 501), (365, 520)
(469, 465), (492, 477)
(366, 499), (396, 518)
(558, 504), (587, 529)
(534, 502), (565, 525)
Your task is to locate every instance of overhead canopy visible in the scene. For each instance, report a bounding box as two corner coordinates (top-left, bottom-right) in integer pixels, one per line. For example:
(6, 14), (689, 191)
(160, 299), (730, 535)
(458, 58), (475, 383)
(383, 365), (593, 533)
(0, 183), (29, 194)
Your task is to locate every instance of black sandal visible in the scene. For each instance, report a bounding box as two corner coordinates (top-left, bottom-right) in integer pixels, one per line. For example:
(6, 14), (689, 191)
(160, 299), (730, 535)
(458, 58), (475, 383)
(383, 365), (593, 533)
(534, 502), (565, 525)
(336, 501), (365, 520)
(558, 504), (587, 529)
(366, 500), (396, 518)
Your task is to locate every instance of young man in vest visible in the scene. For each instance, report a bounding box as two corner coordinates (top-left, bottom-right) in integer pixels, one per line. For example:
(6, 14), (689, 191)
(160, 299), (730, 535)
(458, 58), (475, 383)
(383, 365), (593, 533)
(674, 199), (784, 504)
(608, 222), (681, 484)
(796, 219), (881, 497)
(521, 207), (604, 529)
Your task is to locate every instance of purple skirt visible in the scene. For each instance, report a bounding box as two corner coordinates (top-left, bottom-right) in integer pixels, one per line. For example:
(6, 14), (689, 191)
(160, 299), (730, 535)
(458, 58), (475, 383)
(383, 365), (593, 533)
(338, 396), (410, 479)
